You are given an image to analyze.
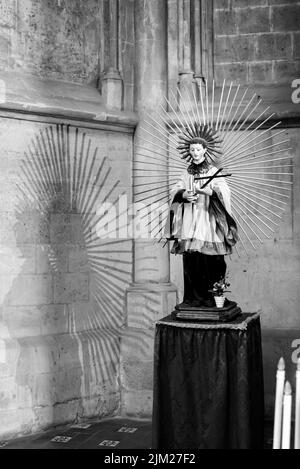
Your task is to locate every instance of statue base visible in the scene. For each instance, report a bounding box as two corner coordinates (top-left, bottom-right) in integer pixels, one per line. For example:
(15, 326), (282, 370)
(172, 300), (242, 323)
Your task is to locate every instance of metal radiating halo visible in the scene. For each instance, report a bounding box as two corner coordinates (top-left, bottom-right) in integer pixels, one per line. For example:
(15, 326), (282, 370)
(134, 80), (293, 254)
(177, 123), (222, 163)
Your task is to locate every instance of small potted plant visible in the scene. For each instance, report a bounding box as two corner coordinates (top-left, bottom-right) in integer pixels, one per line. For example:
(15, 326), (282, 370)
(210, 276), (231, 308)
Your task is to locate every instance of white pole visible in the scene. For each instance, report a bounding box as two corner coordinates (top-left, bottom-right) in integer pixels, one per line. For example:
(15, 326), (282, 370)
(273, 357), (285, 449)
(295, 358), (300, 449)
(281, 381), (292, 449)
(188, 175), (194, 193)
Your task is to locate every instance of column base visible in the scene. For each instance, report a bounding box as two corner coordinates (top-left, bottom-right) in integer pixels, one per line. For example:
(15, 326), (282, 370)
(120, 282), (177, 418)
(101, 68), (123, 111)
(194, 74), (206, 87)
(126, 282), (177, 329)
(178, 71), (197, 110)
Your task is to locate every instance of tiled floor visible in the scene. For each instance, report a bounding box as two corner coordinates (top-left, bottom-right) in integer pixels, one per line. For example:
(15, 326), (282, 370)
(0, 418), (152, 450)
(0, 418), (274, 449)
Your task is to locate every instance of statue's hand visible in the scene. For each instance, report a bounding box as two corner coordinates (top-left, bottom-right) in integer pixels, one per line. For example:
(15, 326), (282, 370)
(182, 190), (198, 203)
(195, 187), (213, 197)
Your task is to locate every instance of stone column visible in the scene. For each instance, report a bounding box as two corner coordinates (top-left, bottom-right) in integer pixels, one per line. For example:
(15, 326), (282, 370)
(199, 0), (214, 83)
(178, 0), (195, 105)
(167, 0), (180, 107)
(191, 0), (204, 85)
(102, 0), (123, 110)
(127, 0), (177, 325)
(121, 0), (177, 417)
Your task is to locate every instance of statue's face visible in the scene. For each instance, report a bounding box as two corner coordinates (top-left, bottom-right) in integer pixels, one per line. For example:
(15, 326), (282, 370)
(189, 143), (207, 165)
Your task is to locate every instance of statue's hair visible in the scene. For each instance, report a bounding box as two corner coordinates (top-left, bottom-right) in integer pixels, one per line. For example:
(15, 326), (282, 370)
(177, 123), (222, 163)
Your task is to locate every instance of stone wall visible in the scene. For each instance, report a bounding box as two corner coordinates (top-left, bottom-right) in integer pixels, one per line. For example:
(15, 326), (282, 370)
(0, 0), (101, 84)
(0, 116), (133, 438)
(0, 0), (137, 439)
(213, 1), (300, 418)
(171, 127), (300, 416)
(214, 0), (300, 84)
(0, 0), (135, 111)
(168, 0), (300, 419)
(0, 0), (299, 438)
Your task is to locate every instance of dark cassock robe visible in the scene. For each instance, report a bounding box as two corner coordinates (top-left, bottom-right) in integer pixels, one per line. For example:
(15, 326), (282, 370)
(164, 163), (238, 305)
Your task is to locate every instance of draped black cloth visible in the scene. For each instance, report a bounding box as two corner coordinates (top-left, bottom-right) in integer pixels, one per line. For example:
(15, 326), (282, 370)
(152, 314), (264, 449)
(183, 252), (227, 303)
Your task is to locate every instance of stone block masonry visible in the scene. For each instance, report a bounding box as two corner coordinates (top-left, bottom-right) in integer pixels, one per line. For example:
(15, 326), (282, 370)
(0, 116), (133, 439)
(0, 0), (298, 439)
(0, 0), (102, 84)
(0, 0), (137, 111)
(214, 0), (300, 85)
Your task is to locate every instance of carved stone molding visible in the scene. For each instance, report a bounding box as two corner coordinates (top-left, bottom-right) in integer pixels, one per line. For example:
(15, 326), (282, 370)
(167, 0), (214, 104)
(101, 0), (123, 110)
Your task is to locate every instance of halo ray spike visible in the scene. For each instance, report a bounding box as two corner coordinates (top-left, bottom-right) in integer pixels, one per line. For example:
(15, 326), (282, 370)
(170, 88), (194, 134)
(223, 125), (285, 164)
(205, 79), (209, 127)
(135, 143), (185, 166)
(158, 102), (183, 135)
(223, 111), (276, 159)
(224, 87), (249, 137)
(222, 142), (291, 169)
(163, 95), (192, 135)
(222, 100), (266, 155)
(216, 79), (226, 130)
(179, 83), (198, 132)
(191, 80), (203, 126)
(223, 148), (292, 169)
(197, 80), (206, 125)
(222, 94), (260, 153)
(229, 177), (288, 201)
(220, 84), (241, 135)
(143, 117), (179, 148)
(132, 81), (293, 252)
(231, 207), (256, 250)
(219, 81), (232, 133)
(141, 126), (177, 152)
(211, 79), (215, 128)
(134, 158), (183, 171)
(229, 181), (284, 217)
(233, 202), (268, 241)
(230, 186), (279, 229)
(184, 83), (199, 128)
(231, 201), (262, 245)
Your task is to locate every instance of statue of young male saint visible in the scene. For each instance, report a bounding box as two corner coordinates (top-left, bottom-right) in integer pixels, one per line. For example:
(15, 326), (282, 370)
(164, 124), (238, 308)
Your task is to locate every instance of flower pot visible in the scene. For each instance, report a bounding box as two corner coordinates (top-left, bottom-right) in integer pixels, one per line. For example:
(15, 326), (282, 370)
(214, 296), (225, 308)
